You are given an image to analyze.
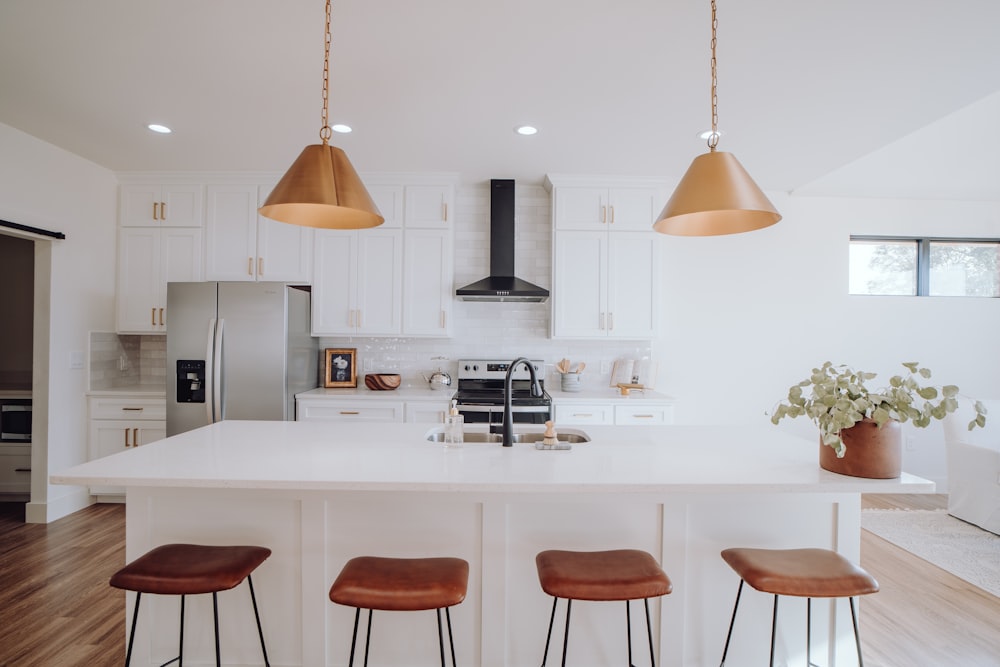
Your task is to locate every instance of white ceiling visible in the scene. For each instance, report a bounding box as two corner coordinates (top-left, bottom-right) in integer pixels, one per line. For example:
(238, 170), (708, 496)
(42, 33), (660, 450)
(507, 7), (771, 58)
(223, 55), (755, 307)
(1, 0), (998, 198)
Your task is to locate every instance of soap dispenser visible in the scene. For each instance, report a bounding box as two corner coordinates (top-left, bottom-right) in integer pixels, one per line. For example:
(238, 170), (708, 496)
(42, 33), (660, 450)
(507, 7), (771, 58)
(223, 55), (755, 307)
(444, 400), (464, 447)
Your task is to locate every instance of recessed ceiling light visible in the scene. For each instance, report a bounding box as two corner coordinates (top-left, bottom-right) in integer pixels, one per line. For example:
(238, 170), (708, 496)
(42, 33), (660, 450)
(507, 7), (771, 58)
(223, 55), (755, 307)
(331, 124), (352, 133)
(147, 124), (172, 134)
(515, 125), (538, 136)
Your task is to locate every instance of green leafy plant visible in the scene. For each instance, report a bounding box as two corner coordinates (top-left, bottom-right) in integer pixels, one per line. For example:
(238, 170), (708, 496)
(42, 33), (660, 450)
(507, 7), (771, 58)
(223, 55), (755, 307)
(770, 362), (987, 457)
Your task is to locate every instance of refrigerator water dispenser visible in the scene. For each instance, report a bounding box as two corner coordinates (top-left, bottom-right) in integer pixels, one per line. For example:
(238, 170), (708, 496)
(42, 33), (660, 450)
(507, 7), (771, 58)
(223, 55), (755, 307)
(176, 360), (206, 403)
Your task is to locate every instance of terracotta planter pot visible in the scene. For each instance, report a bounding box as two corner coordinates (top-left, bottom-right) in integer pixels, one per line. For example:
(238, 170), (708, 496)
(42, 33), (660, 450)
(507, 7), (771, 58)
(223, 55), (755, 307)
(819, 418), (902, 479)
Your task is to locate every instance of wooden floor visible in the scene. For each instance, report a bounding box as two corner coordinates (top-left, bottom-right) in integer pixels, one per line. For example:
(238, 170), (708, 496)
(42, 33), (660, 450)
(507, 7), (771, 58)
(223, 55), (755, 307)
(1, 496), (998, 666)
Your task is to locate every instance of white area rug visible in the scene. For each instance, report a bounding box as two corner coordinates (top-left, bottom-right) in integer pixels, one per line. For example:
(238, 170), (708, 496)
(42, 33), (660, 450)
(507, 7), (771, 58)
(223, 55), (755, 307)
(861, 509), (1000, 598)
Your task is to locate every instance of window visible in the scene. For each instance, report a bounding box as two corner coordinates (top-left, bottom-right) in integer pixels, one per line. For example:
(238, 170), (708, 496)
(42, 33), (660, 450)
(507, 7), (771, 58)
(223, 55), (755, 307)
(849, 236), (1000, 297)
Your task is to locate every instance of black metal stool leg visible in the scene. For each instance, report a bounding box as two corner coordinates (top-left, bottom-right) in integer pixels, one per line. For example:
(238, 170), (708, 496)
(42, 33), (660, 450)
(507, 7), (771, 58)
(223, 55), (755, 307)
(178, 594), (185, 667)
(560, 598), (573, 667)
(363, 609), (373, 667)
(541, 597), (558, 667)
(246, 575), (271, 666)
(446, 606), (458, 667)
(850, 597), (865, 667)
(806, 597), (813, 667)
(769, 594), (779, 667)
(644, 598), (656, 667)
(347, 608), (361, 667)
(437, 608), (446, 667)
(124, 591), (142, 667)
(626, 600), (634, 667)
(719, 579), (744, 667)
(212, 592), (221, 667)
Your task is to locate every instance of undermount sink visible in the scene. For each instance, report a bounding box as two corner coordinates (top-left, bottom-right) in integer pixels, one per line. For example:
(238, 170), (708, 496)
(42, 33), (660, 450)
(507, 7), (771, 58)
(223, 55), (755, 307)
(425, 428), (590, 444)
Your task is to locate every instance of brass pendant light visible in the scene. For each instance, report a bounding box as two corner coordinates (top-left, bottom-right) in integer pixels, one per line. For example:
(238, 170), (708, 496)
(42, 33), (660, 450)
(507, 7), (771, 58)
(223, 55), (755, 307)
(259, 0), (384, 230)
(654, 0), (780, 236)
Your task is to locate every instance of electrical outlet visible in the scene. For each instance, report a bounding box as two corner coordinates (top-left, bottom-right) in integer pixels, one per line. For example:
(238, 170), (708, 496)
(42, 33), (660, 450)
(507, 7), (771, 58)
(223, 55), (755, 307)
(363, 357), (374, 372)
(69, 350), (84, 370)
(600, 360), (611, 374)
(904, 435), (916, 452)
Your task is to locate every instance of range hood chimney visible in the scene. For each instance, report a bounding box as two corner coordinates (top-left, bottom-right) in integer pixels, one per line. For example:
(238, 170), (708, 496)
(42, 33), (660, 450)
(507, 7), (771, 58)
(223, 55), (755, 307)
(456, 179), (550, 303)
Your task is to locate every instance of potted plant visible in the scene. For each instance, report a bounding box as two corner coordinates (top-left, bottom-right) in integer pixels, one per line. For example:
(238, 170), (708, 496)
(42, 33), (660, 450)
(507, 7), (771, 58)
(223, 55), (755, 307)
(770, 361), (987, 478)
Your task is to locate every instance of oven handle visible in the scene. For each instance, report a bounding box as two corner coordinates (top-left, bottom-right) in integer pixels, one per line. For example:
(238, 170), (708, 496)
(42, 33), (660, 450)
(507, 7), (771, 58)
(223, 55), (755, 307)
(457, 404), (551, 413)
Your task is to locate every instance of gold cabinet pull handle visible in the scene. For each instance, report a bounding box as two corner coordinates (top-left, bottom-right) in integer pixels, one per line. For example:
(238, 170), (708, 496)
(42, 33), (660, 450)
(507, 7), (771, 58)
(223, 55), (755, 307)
(248, 257), (253, 276)
(442, 202), (448, 221)
(258, 257), (264, 276)
(348, 310), (354, 327)
(133, 428), (140, 446)
(633, 414), (655, 419)
(122, 407), (144, 412)
(608, 312), (614, 330)
(124, 428), (132, 447)
(610, 205), (615, 224)
(159, 308), (164, 326)
(357, 310), (362, 328)
(601, 205), (607, 224)
(572, 413), (594, 417)
(151, 308), (157, 326)
(160, 201), (166, 219)
(599, 312), (605, 330)
(440, 310), (446, 328)
(152, 202), (159, 220)
(340, 411), (360, 415)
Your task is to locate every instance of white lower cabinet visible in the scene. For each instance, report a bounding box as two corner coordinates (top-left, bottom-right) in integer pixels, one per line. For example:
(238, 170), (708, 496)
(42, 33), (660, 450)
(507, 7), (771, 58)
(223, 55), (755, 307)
(555, 401), (674, 426)
(0, 445), (31, 494)
(405, 401), (449, 424)
(87, 396), (166, 495)
(297, 398), (405, 423)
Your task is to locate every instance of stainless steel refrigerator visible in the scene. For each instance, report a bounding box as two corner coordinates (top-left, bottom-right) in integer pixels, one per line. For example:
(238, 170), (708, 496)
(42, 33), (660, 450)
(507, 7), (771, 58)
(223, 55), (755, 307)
(166, 282), (318, 436)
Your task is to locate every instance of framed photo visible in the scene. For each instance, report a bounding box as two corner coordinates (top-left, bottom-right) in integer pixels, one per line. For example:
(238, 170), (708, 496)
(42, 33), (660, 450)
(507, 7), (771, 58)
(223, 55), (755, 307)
(324, 348), (358, 388)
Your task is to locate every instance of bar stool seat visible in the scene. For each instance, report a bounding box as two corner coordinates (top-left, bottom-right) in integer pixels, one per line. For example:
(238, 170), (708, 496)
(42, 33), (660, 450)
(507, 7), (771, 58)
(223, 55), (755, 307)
(535, 549), (672, 667)
(719, 547), (879, 667)
(329, 556), (470, 667)
(110, 543), (272, 667)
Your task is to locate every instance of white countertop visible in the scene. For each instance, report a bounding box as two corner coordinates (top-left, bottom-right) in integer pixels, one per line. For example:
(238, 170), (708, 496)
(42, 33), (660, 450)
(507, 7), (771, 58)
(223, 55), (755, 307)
(52, 420), (933, 495)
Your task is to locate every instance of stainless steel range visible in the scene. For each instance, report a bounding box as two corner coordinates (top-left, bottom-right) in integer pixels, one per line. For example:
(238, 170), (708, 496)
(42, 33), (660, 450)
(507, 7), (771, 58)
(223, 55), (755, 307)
(452, 359), (551, 429)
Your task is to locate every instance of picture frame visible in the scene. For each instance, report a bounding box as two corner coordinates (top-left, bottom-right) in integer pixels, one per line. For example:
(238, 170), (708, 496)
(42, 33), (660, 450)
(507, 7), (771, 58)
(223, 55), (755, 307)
(324, 348), (358, 388)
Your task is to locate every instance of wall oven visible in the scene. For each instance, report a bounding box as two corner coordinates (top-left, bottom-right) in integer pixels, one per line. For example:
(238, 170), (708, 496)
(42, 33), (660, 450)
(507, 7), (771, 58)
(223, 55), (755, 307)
(0, 398), (32, 443)
(452, 359), (551, 428)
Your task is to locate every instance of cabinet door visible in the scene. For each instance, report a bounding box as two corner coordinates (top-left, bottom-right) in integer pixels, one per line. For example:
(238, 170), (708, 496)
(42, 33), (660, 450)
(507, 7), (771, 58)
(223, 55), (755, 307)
(403, 229), (452, 336)
(553, 403), (614, 425)
(608, 187), (661, 231)
(405, 402), (448, 423)
(160, 227), (204, 331)
(404, 184), (453, 229)
(120, 185), (163, 227)
(366, 184), (404, 229)
(256, 183), (313, 282)
(607, 233), (658, 339)
(553, 187), (608, 230)
(160, 185), (204, 227)
(355, 230), (403, 335)
(88, 419), (165, 494)
(0, 446), (31, 493)
(312, 230), (358, 335)
(205, 185), (258, 281)
(552, 231), (606, 338)
(117, 227), (162, 333)
(120, 184), (203, 227)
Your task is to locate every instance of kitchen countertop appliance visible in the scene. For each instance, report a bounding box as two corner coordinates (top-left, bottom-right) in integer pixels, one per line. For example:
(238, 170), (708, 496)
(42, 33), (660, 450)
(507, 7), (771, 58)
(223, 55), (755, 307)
(452, 359), (551, 429)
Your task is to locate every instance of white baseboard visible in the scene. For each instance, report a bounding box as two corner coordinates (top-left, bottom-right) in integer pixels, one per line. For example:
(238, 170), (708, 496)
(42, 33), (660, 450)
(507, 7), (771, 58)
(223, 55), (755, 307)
(25, 488), (93, 523)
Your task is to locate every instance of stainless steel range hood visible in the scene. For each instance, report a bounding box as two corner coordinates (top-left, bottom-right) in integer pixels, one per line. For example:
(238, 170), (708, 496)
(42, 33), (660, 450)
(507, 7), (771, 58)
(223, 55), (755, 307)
(456, 179), (550, 303)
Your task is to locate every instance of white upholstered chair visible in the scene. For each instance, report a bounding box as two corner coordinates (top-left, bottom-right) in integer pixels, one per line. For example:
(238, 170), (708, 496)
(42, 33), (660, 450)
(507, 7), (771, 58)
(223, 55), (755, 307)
(943, 397), (1000, 535)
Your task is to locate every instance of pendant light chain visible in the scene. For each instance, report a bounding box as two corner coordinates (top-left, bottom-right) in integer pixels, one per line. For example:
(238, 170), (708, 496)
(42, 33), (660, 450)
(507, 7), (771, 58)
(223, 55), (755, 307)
(319, 0), (333, 145)
(708, 0), (720, 151)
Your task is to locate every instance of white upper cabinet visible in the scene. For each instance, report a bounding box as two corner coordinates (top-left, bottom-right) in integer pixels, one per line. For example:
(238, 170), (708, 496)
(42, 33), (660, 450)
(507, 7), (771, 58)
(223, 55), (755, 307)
(205, 184), (312, 283)
(117, 226), (203, 333)
(310, 175), (456, 337)
(547, 175), (664, 340)
(120, 184), (203, 228)
(552, 184), (660, 232)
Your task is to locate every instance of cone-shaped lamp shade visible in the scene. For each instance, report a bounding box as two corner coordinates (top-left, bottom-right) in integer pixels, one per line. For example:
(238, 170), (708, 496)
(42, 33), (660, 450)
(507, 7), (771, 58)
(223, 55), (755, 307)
(259, 144), (384, 229)
(654, 151), (780, 236)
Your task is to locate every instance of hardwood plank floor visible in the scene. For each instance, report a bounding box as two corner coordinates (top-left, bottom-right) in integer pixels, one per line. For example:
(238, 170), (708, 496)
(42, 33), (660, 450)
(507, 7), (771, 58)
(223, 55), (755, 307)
(1, 496), (997, 666)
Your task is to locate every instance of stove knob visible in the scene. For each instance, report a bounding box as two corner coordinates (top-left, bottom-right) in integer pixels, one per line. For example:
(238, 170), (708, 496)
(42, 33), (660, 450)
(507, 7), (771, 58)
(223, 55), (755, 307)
(464, 364), (470, 371)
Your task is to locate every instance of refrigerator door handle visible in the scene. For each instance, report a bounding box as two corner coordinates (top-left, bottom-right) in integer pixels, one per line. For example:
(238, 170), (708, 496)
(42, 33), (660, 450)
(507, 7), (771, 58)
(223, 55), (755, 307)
(206, 318), (217, 424)
(213, 318), (225, 422)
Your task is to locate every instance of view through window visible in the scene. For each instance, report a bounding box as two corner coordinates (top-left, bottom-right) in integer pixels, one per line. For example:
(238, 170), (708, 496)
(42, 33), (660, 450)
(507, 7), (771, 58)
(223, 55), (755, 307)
(849, 237), (1000, 297)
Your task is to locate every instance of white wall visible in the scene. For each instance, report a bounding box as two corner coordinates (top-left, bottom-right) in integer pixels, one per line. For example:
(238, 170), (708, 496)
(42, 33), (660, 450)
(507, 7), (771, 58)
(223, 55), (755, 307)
(656, 191), (1000, 487)
(0, 122), (118, 521)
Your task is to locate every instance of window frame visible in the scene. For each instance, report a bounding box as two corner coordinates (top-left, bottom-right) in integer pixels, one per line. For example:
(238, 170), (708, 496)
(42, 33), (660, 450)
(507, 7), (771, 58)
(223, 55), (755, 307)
(850, 235), (1000, 297)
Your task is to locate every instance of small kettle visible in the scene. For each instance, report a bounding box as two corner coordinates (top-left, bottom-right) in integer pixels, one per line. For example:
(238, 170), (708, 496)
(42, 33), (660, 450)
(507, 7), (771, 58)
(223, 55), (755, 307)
(422, 368), (452, 390)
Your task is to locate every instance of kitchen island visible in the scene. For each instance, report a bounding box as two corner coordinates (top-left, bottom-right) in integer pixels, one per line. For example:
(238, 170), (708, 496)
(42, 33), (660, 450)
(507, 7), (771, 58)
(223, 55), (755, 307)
(52, 420), (932, 667)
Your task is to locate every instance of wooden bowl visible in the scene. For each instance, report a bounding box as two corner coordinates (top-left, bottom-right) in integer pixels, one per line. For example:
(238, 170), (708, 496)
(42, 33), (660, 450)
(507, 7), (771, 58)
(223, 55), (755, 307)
(364, 373), (401, 391)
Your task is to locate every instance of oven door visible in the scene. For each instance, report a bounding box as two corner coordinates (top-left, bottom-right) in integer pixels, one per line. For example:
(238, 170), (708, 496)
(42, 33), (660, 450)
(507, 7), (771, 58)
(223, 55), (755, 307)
(0, 399), (32, 442)
(455, 403), (551, 426)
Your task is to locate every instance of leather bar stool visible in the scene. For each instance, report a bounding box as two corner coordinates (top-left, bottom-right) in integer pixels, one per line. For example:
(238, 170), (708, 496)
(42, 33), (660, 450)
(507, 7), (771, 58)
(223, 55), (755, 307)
(329, 556), (470, 667)
(109, 543), (272, 667)
(535, 549), (673, 667)
(719, 547), (880, 667)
